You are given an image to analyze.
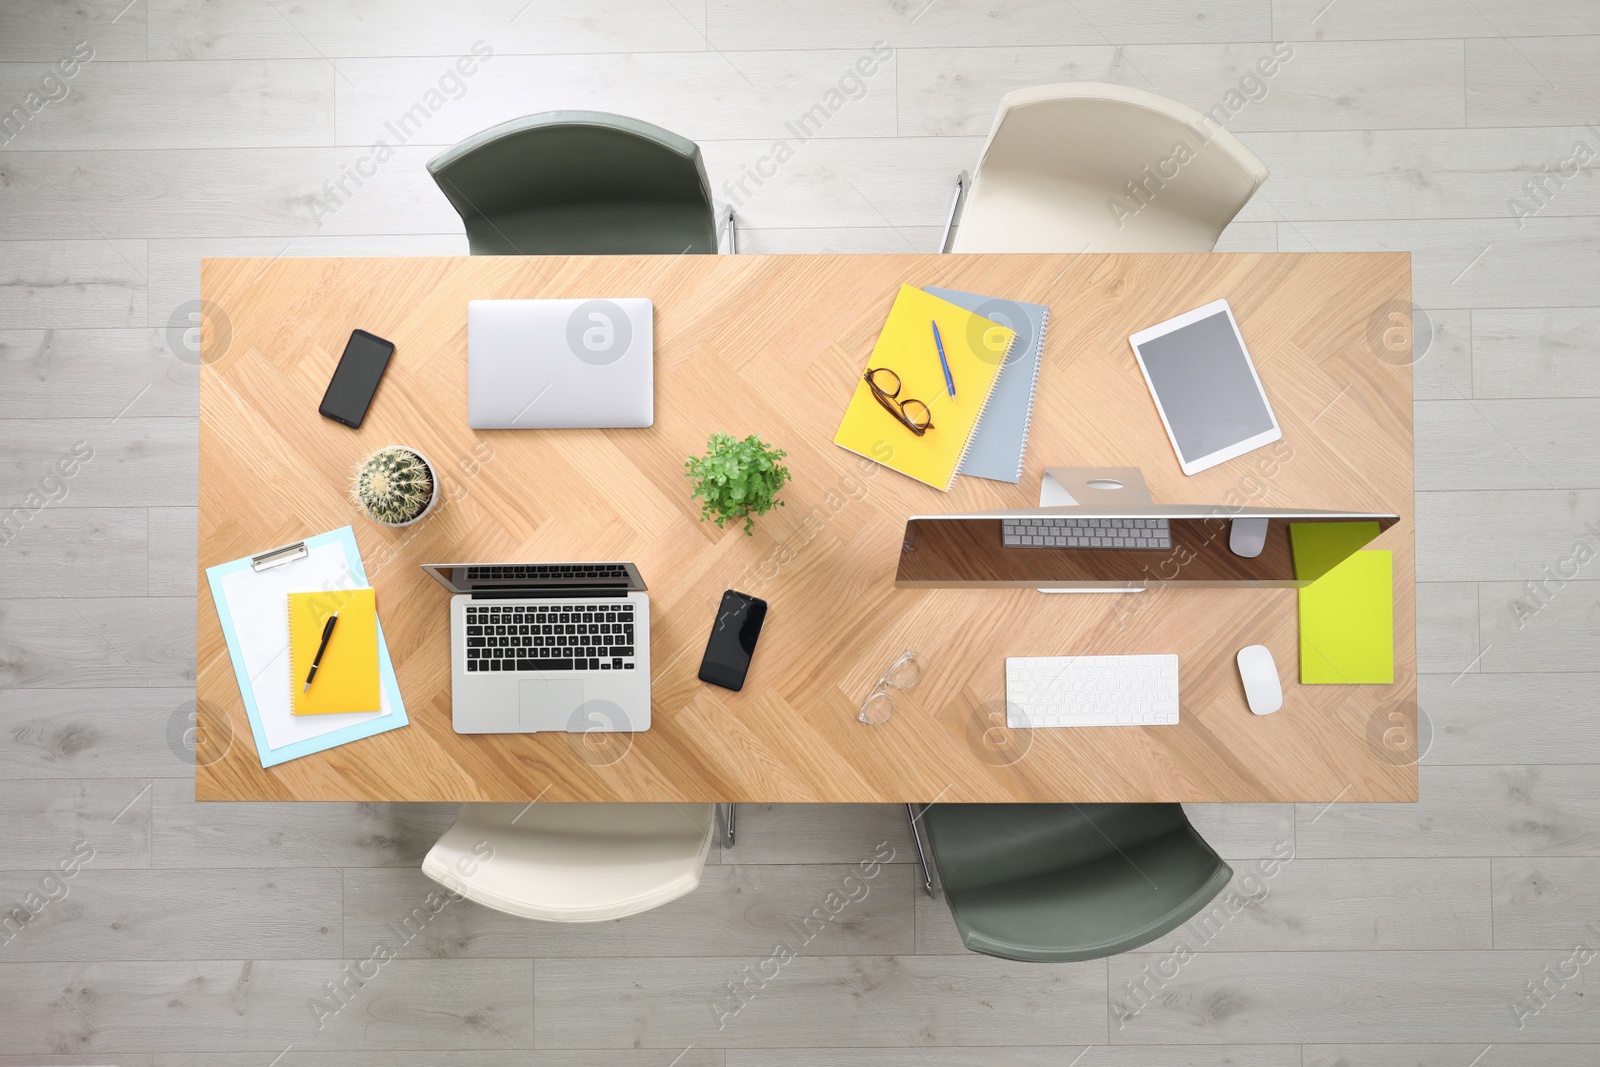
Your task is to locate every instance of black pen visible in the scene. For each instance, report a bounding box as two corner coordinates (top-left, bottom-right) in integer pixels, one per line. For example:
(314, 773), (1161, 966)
(303, 612), (339, 692)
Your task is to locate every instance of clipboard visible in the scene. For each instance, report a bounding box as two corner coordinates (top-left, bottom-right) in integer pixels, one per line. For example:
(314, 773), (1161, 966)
(205, 526), (408, 767)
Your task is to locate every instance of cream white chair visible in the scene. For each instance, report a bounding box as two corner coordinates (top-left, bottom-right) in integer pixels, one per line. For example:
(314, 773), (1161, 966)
(941, 83), (1269, 254)
(422, 802), (717, 922)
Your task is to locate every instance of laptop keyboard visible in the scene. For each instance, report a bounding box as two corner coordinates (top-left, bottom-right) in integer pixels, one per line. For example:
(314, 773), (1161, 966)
(465, 602), (636, 672)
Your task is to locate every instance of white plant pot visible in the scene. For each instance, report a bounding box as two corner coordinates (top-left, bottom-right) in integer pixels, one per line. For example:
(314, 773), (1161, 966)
(357, 446), (440, 528)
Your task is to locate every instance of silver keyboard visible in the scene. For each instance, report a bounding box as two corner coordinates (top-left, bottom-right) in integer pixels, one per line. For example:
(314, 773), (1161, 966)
(1006, 655), (1180, 727)
(1001, 517), (1171, 549)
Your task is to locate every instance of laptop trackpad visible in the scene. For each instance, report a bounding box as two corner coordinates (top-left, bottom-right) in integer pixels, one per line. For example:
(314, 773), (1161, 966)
(519, 679), (583, 730)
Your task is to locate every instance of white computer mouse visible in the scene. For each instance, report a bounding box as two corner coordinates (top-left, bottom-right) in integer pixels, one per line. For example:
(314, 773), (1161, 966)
(1236, 644), (1283, 715)
(1229, 517), (1270, 558)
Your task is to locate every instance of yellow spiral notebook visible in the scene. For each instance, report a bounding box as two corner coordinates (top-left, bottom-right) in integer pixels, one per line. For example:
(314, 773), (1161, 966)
(288, 587), (382, 715)
(834, 285), (1015, 491)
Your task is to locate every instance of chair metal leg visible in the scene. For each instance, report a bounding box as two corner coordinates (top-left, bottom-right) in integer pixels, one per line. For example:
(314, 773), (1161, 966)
(722, 204), (739, 254)
(906, 802), (935, 896)
(722, 802), (736, 847)
(938, 171), (969, 253)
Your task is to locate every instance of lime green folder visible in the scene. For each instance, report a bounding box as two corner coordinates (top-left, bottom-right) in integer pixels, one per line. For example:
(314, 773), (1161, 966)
(1296, 548), (1394, 684)
(1291, 520), (1380, 583)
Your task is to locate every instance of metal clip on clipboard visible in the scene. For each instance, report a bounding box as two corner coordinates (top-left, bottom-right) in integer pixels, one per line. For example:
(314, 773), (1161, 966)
(251, 541), (308, 572)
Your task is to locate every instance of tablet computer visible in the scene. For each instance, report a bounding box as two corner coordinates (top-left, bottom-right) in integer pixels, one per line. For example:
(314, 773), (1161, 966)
(1128, 299), (1281, 476)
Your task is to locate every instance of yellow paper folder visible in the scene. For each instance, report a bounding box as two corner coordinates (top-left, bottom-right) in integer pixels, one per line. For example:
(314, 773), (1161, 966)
(289, 587), (382, 714)
(1290, 520), (1380, 583)
(1297, 550), (1394, 685)
(834, 285), (1015, 491)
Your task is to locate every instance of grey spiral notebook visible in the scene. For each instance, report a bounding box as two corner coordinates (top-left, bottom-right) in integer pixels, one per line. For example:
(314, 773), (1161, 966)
(924, 286), (1050, 483)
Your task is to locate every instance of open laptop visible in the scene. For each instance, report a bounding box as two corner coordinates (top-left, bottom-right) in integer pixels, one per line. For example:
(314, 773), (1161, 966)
(467, 298), (654, 429)
(421, 562), (651, 734)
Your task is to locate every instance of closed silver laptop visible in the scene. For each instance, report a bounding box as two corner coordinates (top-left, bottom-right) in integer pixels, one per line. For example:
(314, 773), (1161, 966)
(421, 562), (651, 734)
(467, 298), (653, 429)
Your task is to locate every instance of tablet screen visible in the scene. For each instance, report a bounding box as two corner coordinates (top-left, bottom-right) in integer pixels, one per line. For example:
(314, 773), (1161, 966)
(1134, 310), (1275, 465)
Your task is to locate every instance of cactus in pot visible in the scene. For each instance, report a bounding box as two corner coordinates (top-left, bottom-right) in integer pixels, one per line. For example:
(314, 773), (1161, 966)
(351, 446), (438, 527)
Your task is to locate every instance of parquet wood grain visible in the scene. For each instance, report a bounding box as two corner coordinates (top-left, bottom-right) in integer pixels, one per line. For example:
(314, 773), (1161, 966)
(197, 251), (1415, 802)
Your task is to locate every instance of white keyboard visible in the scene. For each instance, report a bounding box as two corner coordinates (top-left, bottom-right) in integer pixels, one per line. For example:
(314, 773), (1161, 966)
(1001, 516), (1171, 549)
(1006, 654), (1180, 727)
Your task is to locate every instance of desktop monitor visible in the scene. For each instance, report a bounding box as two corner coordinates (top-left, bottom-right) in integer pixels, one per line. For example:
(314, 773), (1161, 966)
(893, 469), (1398, 591)
(896, 467), (1395, 591)
(895, 508), (1397, 590)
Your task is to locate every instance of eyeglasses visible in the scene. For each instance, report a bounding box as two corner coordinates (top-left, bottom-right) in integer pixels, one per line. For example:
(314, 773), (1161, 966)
(865, 369), (933, 436)
(859, 650), (922, 725)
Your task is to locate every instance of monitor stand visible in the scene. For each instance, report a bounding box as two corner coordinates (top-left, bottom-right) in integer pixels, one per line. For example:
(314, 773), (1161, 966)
(1037, 467), (1153, 594)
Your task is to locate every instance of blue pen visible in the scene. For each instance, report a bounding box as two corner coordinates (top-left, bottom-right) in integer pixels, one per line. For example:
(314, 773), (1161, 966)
(932, 320), (956, 398)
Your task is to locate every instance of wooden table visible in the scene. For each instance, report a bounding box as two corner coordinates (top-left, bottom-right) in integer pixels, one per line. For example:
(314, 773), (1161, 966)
(197, 252), (1416, 803)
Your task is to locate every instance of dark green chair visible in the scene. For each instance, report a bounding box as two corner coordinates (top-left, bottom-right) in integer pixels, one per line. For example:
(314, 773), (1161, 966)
(910, 802), (1232, 962)
(427, 111), (732, 256)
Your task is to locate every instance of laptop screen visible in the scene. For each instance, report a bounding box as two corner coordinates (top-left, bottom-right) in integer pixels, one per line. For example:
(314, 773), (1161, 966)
(421, 562), (645, 595)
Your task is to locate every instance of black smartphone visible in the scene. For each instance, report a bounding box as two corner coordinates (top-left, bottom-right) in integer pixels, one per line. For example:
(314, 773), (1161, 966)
(319, 329), (395, 428)
(698, 590), (768, 691)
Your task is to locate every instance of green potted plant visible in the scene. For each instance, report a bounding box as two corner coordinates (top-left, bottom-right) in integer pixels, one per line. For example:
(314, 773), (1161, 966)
(684, 432), (791, 535)
(351, 446), (439, 527)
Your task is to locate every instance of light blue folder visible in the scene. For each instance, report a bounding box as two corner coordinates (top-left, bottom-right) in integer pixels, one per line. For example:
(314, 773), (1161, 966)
(205, 526), (407, 767)
(925, 286), (1050, 483)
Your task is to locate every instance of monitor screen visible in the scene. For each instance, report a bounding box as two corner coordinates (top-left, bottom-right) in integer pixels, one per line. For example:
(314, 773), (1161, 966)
(895, 512), (1397, 589)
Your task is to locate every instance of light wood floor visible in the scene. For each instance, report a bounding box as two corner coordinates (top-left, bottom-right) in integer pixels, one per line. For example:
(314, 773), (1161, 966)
(2, 1), (1597, 1063)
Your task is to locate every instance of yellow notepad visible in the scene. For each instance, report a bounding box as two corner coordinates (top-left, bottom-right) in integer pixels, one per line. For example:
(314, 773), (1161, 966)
(834, 285), (1015, 491)
(1297, 550), (1394, 684)
(289, 588), (382, 714)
